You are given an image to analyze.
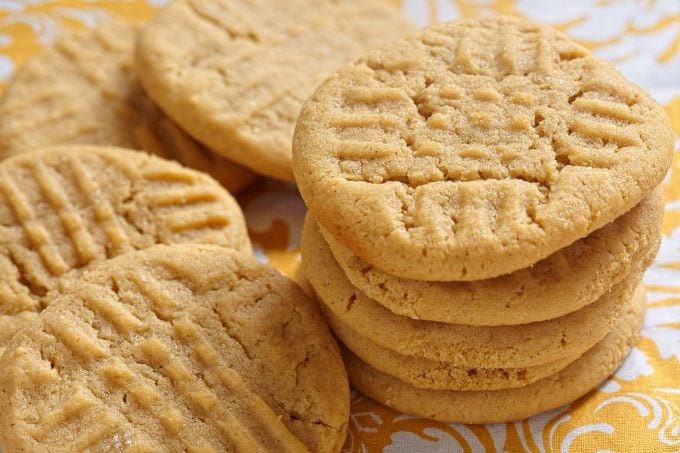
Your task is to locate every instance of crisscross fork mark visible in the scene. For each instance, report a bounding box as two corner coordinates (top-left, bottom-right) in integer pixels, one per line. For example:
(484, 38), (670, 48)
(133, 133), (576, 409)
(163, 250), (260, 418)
(81, 287), (145, 335)
(164, 208), (231, 233)
(346, 87), (408, 105)
(567, 81), (645, 150)
(172, 317), (308, 452)
(128, 271), (307, 452)
(186, 0), (259, 42)
(136, 334), (265, 452)
(30, 160), (101, 265)
(43, 314), (107, 362)
(0, 173), (69, 276)
(0, 253), (39, 312)
(141, 165), (198, 183)
(28, 389), (123, 449)
(67, 155), (131, 257)
(54, 26), (130, 100)
(141, 186), (221, 208)
(572, 97), (643, 124)
(89, 303), (214, 450)
(98, 357), (214, 449)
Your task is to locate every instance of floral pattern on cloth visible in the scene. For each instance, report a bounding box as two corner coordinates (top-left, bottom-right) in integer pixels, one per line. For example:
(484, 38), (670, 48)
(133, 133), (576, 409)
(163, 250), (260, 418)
(0, 1), (678, 451)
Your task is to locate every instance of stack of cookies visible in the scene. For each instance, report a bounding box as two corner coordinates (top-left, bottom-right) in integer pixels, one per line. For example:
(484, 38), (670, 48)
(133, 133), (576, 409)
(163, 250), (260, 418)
(295, 16), (674, 423)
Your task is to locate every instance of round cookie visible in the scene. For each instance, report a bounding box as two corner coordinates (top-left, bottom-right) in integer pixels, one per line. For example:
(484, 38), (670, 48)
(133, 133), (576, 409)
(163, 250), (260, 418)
(301, 215), (645, 367)
(136, 0), (414, 181)
(0, 244), (349, 452)
(320, 189), (663, 325)
(0, 20), (256, 194)
(345, 285), (647, 424)
(0, 145), (250, 353)
(293, 15), (674, 281)
(325, 308), (579, 391)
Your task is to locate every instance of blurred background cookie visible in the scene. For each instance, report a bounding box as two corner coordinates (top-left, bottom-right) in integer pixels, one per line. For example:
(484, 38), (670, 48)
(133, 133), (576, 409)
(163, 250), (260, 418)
(0, 20), (256, 194)
(136, 0), (414, 181)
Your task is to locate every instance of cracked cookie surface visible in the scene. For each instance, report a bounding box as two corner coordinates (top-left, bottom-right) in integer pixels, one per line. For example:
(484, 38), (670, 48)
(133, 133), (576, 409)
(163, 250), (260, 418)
(0, 244), (348, 453)
(319, 189), (663, 325)
(137, 0), (414, 181)
(293, 15), (674, 281)
(0, 145), (249, 354)
(0, 20), (256, 194)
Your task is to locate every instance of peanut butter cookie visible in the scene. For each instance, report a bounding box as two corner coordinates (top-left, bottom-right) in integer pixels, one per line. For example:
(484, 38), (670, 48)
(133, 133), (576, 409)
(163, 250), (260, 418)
(301, 214), (646, 368)
(0, 20), (256, 194)
(0, 145), (249, 353)
(0, 244), (348, 452)
(137, 0), (414, 181)
(324, 308), (579, 391)
(293, 15), (673, 281)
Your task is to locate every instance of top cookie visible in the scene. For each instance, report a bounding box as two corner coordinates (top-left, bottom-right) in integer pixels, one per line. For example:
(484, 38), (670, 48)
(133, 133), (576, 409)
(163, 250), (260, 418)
(0, 244), (348, 452)
(0, 20), (256, 194)
(293, 15), (674, 281)
(136, 0), (414, 181)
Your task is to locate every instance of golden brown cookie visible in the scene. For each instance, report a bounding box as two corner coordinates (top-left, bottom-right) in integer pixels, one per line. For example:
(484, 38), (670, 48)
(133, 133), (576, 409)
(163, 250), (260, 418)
(345, 285), (646, 424)
(0, 20), (256, 194)
(0, 145), (250, 353)
(293, 15), (674, 281)
(0, 244), (349, 452)
(320, 189), (663, 325)
(324, 308), (578, 391)
(301, 214), (646, 367)
(136, 0), (414, 181)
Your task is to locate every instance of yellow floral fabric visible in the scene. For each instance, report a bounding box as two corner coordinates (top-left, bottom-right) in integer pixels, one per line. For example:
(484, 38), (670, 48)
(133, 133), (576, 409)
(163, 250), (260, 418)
(0, 1), (678, 451)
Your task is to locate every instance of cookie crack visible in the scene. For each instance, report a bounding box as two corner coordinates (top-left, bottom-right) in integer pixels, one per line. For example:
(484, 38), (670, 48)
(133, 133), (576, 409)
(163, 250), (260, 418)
(211, 306), (254, 361)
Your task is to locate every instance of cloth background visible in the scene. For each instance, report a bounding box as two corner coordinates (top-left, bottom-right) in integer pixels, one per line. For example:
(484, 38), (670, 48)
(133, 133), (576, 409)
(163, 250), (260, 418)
(0, 1), (677, 451)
